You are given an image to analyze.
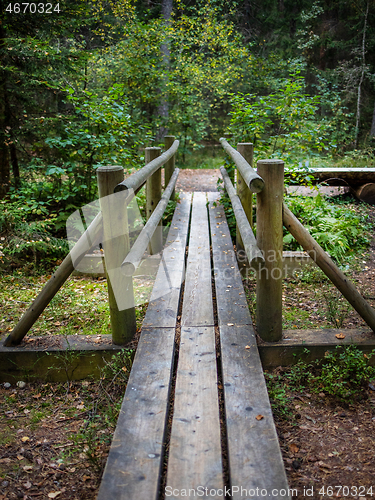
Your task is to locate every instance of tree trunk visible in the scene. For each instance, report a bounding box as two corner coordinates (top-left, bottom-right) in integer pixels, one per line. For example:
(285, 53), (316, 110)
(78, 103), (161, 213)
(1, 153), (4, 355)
(10, 143), (20, 189)
(0, 23), (10, 199)
(155, 0), (172, 141)
(370, 101), (375, 138)
(354, 1), (369, 148)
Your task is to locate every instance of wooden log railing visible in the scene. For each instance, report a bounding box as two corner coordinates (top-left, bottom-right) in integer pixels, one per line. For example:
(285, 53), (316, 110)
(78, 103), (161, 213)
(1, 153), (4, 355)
(219, 166), (264, 270)
(4, 137), (180, 347)
(219, 138), (375, 342)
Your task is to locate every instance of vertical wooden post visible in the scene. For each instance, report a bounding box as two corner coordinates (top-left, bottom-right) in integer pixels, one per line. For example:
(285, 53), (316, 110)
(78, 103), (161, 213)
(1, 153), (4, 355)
(146, 147), (163, 254)
(236, 143), (253, 258)
(164, 135), (176, 199)
(223, 132), (235, 182)
(97, 166), (136, 345)
(256, 159), (284, 342)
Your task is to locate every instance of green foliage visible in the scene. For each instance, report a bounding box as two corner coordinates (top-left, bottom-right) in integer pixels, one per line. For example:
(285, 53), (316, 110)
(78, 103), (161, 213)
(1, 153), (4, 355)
(317, 345), (375, 401)
(266, 346), (375, 419)
(265, 373), (291, 419)
(283, 194), (371, 261)
(228, 74), (331, 164)
(71, 349), (134, 471)
(320, 287), (351, 328)
(101, 348), (134, 385)
(0, 199), (68, 267)
(44, 84), (150, 204)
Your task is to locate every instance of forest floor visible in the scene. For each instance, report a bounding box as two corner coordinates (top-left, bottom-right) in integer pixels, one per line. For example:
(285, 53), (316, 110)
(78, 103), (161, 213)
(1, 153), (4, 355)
(1, 171), (375, 499)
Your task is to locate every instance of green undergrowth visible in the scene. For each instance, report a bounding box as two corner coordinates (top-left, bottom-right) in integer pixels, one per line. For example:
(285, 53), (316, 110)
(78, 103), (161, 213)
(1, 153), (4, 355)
(283, 193), (372, 262)
(266, 345), (375, 420)
(217, 177), (372, 264)
(0, 271), (148, 338)
(0, 192), (180, 273)
(177, 145), (225, 169)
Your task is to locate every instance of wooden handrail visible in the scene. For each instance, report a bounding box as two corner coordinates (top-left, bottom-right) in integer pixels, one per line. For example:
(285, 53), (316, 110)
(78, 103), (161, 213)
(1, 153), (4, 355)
(219, 137), (265, 193)
(4, 139), (180, 347)
(122, 169), (180, 276)
(114, 139), (179, 193)
(219, 166), (264, 270)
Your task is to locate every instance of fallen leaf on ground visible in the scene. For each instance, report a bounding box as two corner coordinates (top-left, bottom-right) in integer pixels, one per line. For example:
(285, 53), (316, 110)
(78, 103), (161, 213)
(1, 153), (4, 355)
(245, 345), (251, 349)
(256, 414), (264, 420)
(335, 333), (346, 339)
(48, 492), (62, 499)
(289, 443), (299, 453)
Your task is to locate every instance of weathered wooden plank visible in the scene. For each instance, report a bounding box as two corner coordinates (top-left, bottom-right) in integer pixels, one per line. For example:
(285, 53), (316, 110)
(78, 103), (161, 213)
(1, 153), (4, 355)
(220, 325), (291, 499)
(207, 192), (252, 326)
(98, 194), (191, 500)
(143, 192), (192, 328)
(181, 192), (214, 327)
(207, 193), (291, 499)
(96, 327), (175, 500)
(166, 326), (223, 499)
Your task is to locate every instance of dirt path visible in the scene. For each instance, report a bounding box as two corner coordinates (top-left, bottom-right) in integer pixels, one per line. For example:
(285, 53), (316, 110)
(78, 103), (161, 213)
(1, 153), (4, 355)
(175, 169), (220, 192)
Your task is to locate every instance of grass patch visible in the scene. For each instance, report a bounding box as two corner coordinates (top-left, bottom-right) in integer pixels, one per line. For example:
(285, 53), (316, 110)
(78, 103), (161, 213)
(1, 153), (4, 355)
(177, 145), (224, 169)
(0, 270), (148, 338)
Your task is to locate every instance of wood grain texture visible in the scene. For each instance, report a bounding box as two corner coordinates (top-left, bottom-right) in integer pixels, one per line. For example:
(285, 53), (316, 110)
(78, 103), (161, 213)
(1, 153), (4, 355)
(220, 137), (264, 193)
(208, 191), (290, 499)
(97, 165), (137, 345)
(219, 325), (291, 499)
(166, 326), (223, 499)
(146, 147), (163, 254)
(167, 192), (223, 498)
(98, 194), (192, 500)
(164, 135), (176, 199)
(207, 192), (252, 326)
(256, 159), (284, 342)
(353, 182), (375, 204)
(220, 167), (264, 270)
(96, 327), (175, 500)
(236, 143), (254, 253)
(181, 192), (214, 327)
(143, 192), (191, 328)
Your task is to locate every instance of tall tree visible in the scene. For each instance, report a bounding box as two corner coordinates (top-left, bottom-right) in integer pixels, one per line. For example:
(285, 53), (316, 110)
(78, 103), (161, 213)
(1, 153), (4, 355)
(156, 0), (173, 140)
(354, 1), (369, 147)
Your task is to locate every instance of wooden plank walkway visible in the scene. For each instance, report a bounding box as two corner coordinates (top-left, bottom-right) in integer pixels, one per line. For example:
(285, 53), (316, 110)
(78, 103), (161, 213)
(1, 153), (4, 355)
(97, 192), (290, 500)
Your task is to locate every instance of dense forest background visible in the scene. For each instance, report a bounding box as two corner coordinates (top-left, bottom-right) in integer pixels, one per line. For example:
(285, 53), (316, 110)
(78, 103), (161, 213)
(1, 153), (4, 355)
(1, 0), (375, 250)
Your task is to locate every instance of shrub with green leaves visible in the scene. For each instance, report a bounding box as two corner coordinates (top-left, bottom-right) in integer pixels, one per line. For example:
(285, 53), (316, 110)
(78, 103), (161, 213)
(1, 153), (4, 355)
(228, 74), (330, 164)
(265, 346), (375, 419)
(317, 345), (375, 402)
(283, 194), (371, 261)
(0, 199), (68, 267)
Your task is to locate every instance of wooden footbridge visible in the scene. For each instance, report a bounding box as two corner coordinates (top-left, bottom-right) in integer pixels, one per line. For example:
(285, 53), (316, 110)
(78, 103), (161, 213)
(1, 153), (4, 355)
(4, 136), (375, 500)
(96, 190), (290, 499)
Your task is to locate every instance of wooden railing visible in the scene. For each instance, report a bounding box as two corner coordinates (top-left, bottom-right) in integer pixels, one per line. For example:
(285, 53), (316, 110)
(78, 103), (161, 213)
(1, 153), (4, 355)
(4, 136), (180, 347)
(219, 137), (375, 342)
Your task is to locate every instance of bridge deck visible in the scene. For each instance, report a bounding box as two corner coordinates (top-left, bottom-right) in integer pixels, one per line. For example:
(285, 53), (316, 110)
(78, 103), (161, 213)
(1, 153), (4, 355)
(97, 192), (290, 500)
